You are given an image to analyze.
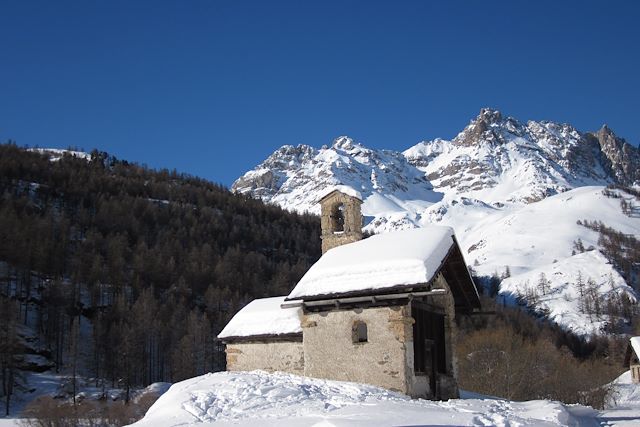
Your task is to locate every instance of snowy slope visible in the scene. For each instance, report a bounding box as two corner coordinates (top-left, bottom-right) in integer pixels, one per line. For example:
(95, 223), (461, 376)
(233, 109), (640, 336)
(430, 186), (639, 276)
(130, 371), (603, 427)
(500, 251), (633, 336)
(424, 187), (638, 335)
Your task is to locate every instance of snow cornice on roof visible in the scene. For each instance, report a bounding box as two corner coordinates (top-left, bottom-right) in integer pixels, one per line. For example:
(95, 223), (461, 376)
(318, 185), (363, 202)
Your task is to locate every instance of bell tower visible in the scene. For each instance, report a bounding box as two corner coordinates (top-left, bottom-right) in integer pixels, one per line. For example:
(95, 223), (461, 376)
(319, 187), (363, 254)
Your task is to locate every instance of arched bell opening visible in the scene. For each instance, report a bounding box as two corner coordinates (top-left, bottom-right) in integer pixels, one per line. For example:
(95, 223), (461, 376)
(330, 203), (345, 233)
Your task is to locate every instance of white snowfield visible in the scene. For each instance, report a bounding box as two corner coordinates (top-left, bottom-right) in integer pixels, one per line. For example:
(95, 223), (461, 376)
(128, 370), (639, 427)
(217, 296), (302, 339)
(287, 227), (454, 300)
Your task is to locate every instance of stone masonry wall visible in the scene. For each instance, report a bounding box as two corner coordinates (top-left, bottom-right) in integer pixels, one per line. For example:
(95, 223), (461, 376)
(226, 340), (304, 375)
(320, 191), (362, 254)
(302, 305), (413, 394)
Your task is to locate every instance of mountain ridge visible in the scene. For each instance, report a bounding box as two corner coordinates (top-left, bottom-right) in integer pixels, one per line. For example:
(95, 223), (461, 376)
(232, 108), (640, 335)
(233, 108), (639, 224)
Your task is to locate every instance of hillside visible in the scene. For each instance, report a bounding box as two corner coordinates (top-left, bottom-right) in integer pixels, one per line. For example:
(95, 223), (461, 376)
(0, 143), (321, 416)
(233, 109), (640, 336)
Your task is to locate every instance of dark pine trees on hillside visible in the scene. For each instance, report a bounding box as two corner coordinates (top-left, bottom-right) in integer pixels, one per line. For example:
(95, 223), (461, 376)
(0, 143), (321, 389)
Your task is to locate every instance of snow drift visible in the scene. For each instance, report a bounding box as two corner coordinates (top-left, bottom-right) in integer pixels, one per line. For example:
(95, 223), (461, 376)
(130, 370), (602, 427)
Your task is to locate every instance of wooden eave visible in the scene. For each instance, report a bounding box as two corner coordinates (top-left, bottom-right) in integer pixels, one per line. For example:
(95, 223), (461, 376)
(219, 332), (302, 345)
(441, 235), (481, 313)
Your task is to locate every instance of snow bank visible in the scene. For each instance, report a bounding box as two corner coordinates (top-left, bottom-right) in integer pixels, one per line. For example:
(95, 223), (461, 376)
(130, 371), (601, 427)
(287, 227), (454, 300)
(217, 296), (302, 340)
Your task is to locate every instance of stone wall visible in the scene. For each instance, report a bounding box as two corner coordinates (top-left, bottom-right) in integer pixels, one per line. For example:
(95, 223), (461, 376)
(302, 305), (414, 394)
(319, 191), (362, 254)
(225, 340), (304, 375)
(300, 274), (460, 399)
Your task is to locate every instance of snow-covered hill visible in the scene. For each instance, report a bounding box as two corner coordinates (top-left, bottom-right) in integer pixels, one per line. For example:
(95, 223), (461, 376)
(233, 109), (640, 335)
(129, 370), (639, 427)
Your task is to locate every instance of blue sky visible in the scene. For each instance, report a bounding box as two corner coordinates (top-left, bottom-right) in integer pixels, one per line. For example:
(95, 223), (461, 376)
(1, 1), (638, 186)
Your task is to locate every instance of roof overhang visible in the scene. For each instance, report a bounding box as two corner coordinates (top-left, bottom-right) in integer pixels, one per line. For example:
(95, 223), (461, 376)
(219, 332), (303, 344)
(281, 288), (447, 311)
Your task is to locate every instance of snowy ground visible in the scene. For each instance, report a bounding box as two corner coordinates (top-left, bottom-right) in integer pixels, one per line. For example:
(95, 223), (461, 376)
(602, 371), (640, 427)
(130, 370), (640, 427)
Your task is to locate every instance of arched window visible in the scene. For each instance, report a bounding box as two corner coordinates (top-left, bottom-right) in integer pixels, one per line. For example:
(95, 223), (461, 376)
(330, 203), (345, 233)
(352, 321), (368, 343)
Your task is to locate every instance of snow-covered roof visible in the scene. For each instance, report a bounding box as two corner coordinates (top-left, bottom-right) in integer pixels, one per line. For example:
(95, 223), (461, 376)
(318, 185), (363, 202)
(287, 226), (455, 300)
(631, 337), (640, 358)
(218, 296), (302, 340)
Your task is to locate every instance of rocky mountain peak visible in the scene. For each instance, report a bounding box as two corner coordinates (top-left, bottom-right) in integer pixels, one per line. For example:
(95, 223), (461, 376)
(265, 144), (316, 165)
(406, 111), (637, 202)
(331, 136), (358, 151)
(596, 124), (614, 139)
(590, 125), (640, 185)
(454, 107), (514, 146)
(478, 107), (503, 124)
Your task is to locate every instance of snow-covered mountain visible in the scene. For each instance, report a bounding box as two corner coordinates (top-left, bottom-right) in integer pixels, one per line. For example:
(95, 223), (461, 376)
(235, 108), (638, 216)
(232, 109), (640, 335)
(233, 136), (444, 231)
(404, 108), (638, 204)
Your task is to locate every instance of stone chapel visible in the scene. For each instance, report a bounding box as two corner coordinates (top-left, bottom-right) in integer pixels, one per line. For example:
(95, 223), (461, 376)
(218, 187), (481, 400)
